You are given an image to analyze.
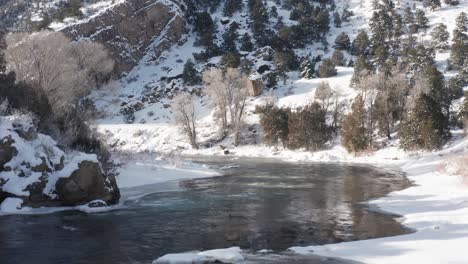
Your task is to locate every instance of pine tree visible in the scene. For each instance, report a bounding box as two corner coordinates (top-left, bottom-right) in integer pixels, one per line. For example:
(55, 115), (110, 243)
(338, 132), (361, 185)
(300, 57), (315, 79)
(221, 22), (239, 53)
(182, 59), (201, 85)
(240, 33), (254, 52)
(351, 30), (371, 56)
(351, 56), (373, 86)
(220, 52), (241, 69)
(450, 29), (468, 69)
(415, 9), (429, 32)
(341, 95), (370, 153)
(455, 12), (467, 31)
(288, 103), (331, 150)
(256, 104), (289, 148)
(318, 59), (337, 78)
(423, 0), (441, 11)
(431, 23), (450, 50)
(333, 12), (342, 28)
(223, 0), (243, 17)
(400, 94), (450, 150)
(333, 32), (351, 51)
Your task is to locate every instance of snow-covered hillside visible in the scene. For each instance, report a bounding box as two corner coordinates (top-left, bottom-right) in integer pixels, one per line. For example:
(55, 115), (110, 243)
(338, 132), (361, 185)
(90, 0), (467, 156)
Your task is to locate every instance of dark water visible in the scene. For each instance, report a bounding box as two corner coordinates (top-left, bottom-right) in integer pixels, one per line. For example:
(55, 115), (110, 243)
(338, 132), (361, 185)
(0, 158), (411, 264)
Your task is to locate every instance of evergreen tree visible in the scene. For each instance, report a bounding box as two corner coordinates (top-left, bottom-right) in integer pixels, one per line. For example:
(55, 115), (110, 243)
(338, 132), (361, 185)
(431, 23), (450, 50)
(342, 4), (353, 22)
(455, 12), (467, 31)
(318, 59), (337, 78)
(400, 94), (450, 150)
(341, 95), (370, 153)
(288, 103), (331, 150)
(223, 0), (243, 17)
(423, 0), (441, 11)
(220, 52), (241, 68)
(193, 12), (216, 48)
(351, 56), (373, 86)
(351, 30), (371, 56)
(221, 22), (239, 53)
(239, 58), (254, 74)
(450, 28), (468, 69)
(256, 104), (289, 148)
(240, 33), (254, 52)
(333, 32), (351, 51)
(300, 57), (315, 79)
(182, 59), (201, 85)
(444, 0), (459, 5)
(415, 9), (429, 32)
(333, 12), (342, 28)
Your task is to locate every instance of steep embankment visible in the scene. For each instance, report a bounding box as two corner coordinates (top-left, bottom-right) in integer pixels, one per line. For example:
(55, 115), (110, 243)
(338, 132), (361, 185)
(62, 0), (187, 74)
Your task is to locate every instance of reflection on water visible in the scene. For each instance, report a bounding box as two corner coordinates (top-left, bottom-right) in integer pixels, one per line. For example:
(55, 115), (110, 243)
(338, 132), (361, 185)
(0, 158), (411, 264)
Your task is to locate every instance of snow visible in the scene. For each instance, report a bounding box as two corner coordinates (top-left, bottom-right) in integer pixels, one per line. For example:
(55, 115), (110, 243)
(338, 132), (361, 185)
(153, 247), (244, 264)
(0, 198), (27, 213)
(116, 155), (219, 189)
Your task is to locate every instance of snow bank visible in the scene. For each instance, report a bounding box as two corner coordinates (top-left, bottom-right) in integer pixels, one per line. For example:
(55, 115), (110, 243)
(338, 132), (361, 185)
(117, 156), (218, 189)
(153, 247), (244, 264)
(289, 138), (468, 263)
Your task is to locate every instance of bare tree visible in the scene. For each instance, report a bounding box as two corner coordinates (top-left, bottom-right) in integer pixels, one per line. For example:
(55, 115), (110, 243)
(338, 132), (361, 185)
(69, 40), (114, 87)
(203, 68), (248, 145)
(4, 31), (113, 112)
(315, 81), (335, 112)
(173, 93), (198, 149)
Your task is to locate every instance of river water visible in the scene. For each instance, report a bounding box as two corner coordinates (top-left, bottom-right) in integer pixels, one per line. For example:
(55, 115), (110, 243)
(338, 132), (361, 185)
(0, 158), (411, 264)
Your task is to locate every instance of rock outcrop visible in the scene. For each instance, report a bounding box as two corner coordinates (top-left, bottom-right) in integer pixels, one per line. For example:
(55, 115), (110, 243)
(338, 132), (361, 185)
(0, 115), (120, 211)
(63, 0), (187, 74)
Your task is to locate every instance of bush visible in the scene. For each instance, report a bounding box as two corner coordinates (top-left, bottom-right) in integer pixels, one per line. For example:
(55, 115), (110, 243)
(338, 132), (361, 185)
(288, 103), (332, 151)
(256, 103), (289, 147)
(318, 59), (337, 78)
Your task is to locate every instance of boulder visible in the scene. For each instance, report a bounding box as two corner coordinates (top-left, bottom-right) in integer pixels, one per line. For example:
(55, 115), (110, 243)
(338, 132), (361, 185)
(56, 161), (120, 206)
(247, 74), (264, 97)
(0, 136), (17, 171)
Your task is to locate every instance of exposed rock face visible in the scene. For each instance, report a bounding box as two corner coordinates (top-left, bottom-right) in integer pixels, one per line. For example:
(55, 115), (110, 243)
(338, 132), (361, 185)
(56, 161), (120, 206)
(0, 135), (16, 171)
(63, 0), (186, 74)
(247, 74), (264, 97)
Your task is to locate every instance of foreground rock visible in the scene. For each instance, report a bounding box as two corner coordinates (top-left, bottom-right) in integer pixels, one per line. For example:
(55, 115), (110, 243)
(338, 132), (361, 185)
(0, 115), (120, 211)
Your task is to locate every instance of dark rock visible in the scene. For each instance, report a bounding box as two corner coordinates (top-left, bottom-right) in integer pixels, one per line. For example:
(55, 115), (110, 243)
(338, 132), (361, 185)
(56, 161), (120, 206)
(31, 157), (52, 173)
(15, 127), (38, 141)
(224, 150), (230, 155)
(0, 136), (17, 171)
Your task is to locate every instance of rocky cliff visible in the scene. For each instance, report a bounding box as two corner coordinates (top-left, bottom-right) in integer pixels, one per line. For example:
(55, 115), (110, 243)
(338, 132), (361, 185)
(63, 0), (187, 74)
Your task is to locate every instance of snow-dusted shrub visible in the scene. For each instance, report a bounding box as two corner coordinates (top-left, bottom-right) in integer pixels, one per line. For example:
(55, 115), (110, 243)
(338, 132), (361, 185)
(441, 154), (468, 184)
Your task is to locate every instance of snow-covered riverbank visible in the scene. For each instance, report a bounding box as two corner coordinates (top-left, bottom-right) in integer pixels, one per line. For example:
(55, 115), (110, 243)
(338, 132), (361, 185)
(152, 133), (468, 263)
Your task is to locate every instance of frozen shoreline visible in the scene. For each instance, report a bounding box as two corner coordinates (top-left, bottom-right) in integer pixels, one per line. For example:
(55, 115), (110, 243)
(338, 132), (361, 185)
(155, 135), (468, 263)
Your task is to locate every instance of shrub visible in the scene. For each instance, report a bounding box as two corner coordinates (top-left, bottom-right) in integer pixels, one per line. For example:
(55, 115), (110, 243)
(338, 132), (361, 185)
(256, 103), (289, 147)
(318, 59), (337, 78)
